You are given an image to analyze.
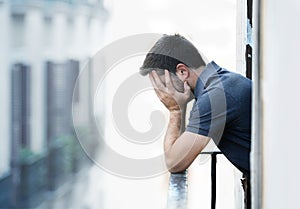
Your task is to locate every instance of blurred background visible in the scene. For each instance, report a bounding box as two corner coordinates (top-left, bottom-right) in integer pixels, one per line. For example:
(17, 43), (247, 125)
(0, 0), (248, 208)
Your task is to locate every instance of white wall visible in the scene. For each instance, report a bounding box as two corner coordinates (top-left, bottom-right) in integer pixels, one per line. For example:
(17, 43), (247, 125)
(235, 0), (248, 208)
(236, 0), (247, 75)
(260, 0), (300, 208)
(25, 8), (46, 153)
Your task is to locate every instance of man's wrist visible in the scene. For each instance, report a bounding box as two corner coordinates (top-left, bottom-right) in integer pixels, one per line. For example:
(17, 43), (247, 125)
(169, 104), (186, 113)
(169, 105), (186, 134)
(169, 109), (182, 115)
(169, 106), (187, 119)
(169, 108), (184, 114)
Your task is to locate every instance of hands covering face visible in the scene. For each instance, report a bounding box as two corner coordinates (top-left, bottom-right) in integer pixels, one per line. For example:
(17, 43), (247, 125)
(149, 70), (193, 112)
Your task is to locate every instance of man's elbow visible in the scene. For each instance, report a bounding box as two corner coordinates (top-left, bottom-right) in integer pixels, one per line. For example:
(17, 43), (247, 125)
(165, 158), (188, 173)
(168, 166), (186, 173)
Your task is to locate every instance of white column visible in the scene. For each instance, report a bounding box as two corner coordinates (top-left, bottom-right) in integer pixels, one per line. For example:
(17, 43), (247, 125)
(236, 0), (247, 75)
(25, 8), (45, 153)
(260, 0), (300, 208)
(75, 17), (104, 127)
(51, 12), (68, 61)
(235, 1), (247, 208)
(0, 2), (11, 176)
(72, 14), (89, 59)
(88, 17), (103, 55)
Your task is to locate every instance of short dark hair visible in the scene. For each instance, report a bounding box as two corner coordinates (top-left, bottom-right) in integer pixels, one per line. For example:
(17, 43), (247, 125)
(140, 34), (205, 76)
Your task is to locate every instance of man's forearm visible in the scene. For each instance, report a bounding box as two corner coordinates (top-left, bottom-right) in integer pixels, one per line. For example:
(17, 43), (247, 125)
(164, 107), (186, 153)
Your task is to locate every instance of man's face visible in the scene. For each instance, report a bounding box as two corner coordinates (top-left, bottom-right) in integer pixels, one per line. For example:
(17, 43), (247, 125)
(156, 71), (184, 93)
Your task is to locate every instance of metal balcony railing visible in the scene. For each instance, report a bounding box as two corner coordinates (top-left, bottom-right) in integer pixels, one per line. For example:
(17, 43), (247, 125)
(167, 151), (222, 209)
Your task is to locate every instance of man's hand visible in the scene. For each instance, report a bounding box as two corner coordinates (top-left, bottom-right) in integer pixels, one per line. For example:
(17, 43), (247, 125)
(149, 70), (192, 112)
(149, 70), (209, 173)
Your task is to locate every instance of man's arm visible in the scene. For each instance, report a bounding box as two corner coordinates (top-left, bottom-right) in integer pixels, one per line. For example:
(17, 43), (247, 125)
(149, 70), (210, 173)
(164, 110), (210, 173)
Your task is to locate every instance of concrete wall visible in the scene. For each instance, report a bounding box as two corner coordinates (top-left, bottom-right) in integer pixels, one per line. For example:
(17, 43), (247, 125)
(256, 0), (300, 208)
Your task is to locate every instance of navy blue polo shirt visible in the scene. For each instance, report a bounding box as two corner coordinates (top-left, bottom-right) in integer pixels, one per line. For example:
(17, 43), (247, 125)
(186, 61), (252, 178)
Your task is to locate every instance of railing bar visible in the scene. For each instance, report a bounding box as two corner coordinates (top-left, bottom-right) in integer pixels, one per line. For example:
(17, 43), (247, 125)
(211, 153), (217, 209)
(200, 151), (222, 155)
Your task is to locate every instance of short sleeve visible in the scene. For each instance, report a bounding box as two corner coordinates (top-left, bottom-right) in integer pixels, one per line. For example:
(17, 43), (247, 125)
(186, 88), (227, 144)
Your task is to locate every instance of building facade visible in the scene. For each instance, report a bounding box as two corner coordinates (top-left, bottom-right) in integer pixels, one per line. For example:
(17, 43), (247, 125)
(0, 0), (108, 207)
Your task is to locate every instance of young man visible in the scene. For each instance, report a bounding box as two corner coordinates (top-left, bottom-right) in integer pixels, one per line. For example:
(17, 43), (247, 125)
(139, 34), (252, 208)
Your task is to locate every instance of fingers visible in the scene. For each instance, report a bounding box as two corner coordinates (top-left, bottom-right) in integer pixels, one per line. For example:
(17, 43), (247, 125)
(149, 70), (165, 89)
(153, 88), (164, 99)
(184, 81), (191, 96)
(164, 70), (175, 92)
(149, 75), (163, 100)
(149, 70), (178, 95)
(149, 72), (158, 89)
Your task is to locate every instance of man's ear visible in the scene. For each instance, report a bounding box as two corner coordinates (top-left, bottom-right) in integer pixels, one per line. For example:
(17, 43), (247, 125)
(175, 63), (190, 81)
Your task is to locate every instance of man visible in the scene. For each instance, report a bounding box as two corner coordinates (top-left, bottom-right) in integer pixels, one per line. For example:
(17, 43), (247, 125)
(139, 34), (252, 208)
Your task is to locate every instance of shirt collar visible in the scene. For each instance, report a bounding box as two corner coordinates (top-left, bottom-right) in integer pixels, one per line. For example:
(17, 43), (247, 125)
(194, 61), (222, 99)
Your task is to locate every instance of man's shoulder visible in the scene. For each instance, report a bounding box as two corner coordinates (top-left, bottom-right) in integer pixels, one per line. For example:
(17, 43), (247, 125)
(219, 68), (251, 84)
(218, 69), (252, 96)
